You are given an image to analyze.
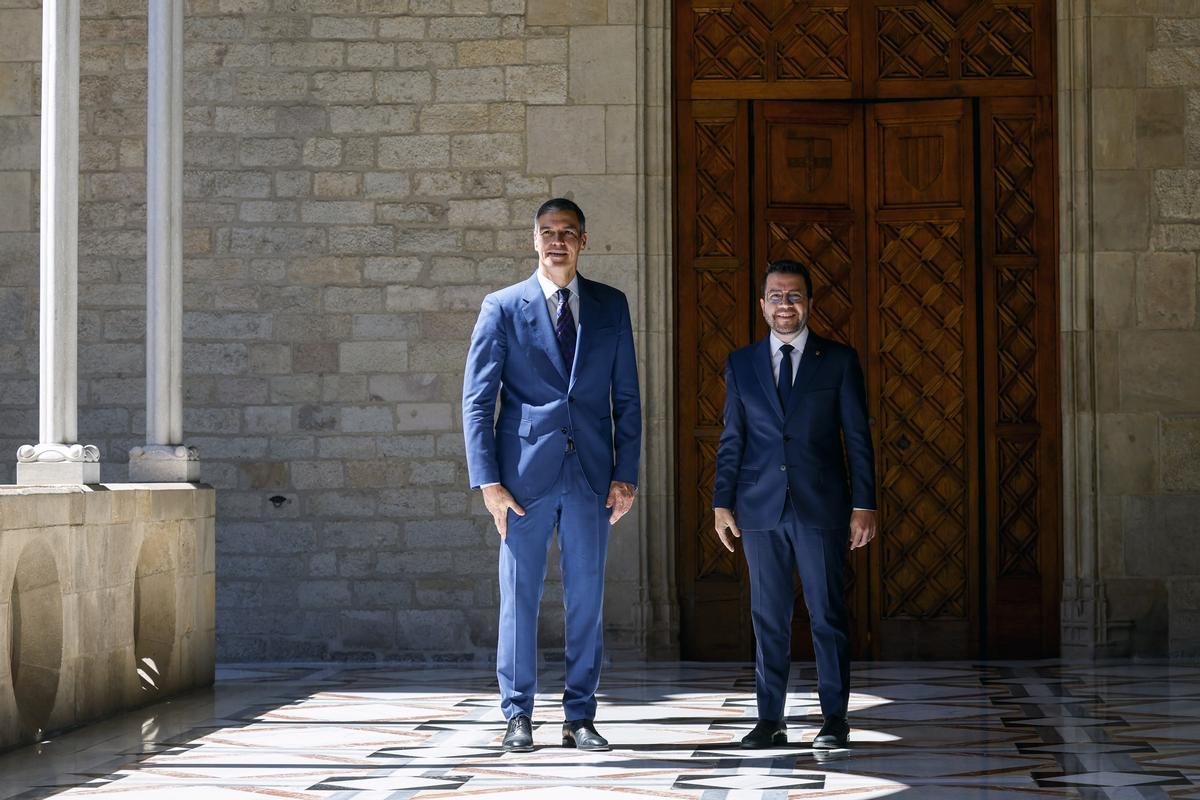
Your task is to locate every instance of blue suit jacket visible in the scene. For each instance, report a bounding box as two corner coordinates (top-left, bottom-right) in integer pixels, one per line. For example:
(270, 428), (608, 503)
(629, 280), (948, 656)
(463, 272), (641, 504)
(713, 332), (877, 531)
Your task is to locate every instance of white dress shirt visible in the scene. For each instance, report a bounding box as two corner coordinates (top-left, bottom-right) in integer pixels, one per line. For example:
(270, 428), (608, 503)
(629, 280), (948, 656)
(537, 270), (580, 330)
(769, 327), (808, 385)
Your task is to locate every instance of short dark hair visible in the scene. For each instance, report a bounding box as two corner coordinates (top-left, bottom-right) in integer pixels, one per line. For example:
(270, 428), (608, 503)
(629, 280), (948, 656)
(534, 197), (586, 233)
(761, 259), (813, 298)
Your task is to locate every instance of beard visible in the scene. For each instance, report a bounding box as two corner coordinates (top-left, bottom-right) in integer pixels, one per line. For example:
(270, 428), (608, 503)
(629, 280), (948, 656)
(768, 312), (804, 335)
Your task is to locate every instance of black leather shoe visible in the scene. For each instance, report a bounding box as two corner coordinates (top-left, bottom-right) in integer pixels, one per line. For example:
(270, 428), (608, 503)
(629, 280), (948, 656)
(741, 719), (788, 748)
(812, 715), (849, 749)
(502, 714), (533, 752)
(562, 719), (610, 751)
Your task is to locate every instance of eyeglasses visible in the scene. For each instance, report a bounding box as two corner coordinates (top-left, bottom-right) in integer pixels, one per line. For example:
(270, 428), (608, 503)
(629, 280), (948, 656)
(765, 292), (807, 306)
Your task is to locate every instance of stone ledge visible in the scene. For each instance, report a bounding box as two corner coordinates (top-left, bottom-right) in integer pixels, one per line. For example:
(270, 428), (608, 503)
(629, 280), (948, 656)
(0, 484), (216, 753)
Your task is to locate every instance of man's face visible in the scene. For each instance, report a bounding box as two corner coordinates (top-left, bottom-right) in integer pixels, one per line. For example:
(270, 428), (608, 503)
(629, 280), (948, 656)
(760, 272), (811, 337)
(533, 209), (587, 274)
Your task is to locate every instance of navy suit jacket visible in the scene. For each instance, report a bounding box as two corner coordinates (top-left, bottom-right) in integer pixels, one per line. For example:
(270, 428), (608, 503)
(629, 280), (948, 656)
(712, 332), (877, 531)
(462, 272), (641, 505)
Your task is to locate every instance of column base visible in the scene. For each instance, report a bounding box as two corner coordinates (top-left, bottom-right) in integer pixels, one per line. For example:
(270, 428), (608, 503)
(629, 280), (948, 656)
(1060, 577), (1134, 658)
(16, 443), (102, 485)
(128, 445), (201, 482)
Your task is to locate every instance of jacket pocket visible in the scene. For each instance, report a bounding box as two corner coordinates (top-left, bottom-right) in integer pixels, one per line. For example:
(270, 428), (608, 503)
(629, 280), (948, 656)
(737, 468), (760, 484)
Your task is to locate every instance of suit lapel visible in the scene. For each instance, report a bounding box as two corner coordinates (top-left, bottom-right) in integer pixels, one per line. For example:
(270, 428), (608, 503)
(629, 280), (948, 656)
(784, 331), (827, 418)
(568, 276), (603, 392)
(752, 337), (784, 421)
(520, 273), (569, 385)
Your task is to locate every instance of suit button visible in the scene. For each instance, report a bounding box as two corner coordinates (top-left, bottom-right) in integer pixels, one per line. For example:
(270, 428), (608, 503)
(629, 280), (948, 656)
(561, 427), (568, 434)
(779, 465), (786, 471)
(783, 435), (792, 442)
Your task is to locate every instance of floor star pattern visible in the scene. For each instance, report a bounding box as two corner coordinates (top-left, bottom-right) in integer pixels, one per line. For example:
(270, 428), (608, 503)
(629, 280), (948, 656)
(2, 661), (1200, 798)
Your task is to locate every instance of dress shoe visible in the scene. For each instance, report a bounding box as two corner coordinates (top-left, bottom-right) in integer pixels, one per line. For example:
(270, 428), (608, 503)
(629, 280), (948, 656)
(741, 719), (788, 748)
(562, 719), (610, 751)
(502, 714), (533, 752)
(812, 715), (849, 749)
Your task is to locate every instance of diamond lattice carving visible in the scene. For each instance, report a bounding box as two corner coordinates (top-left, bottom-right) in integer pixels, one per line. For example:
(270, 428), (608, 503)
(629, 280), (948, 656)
(695, 119), (739, 258)
(694, 9), (767, 80)
(695, 438), (737, 579)
(776, 8), (852, 80)
(877, 6), (952, 79)
(767, 221), (855, 344)
(997, 437), (1040, 578)
(996, 267), (1038, 424)
(877, 221), (968, 619)
(962, 4), (1035, 78)
(993, 116), (1036, 255)
(696, 269), (739, 427)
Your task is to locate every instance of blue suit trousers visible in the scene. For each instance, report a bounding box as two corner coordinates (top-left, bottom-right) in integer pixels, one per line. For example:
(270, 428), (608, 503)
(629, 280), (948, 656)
(497, 451), (610, 721)
(741, 503), (850, 721)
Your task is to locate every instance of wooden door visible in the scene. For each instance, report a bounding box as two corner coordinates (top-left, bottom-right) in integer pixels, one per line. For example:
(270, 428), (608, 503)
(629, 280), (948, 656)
(674, 0), (1060, 662)
(865, 99), (979, 658)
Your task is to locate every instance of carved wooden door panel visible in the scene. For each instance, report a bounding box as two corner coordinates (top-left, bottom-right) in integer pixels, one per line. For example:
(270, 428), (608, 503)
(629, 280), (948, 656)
(676, 100), (755, 659)
(866, 99), (980, 658)
(752, 101), (869, 658)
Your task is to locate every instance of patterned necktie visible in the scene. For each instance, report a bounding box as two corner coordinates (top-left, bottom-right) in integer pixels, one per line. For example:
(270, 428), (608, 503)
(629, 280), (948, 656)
(554, 287), (577, 372)
(777, 343), (794, 408)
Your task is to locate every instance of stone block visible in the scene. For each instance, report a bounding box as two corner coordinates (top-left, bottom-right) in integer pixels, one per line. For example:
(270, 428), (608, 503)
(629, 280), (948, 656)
(1093, 16), (1152, 88)
(395, 403), (453, 431)
(1161, 416), (1200, 492)
(1148, 47), (1200, 87)
(570, 27), (636, 104)
(1092, 89), (1136, 170)
(551, 174), (638, 254)
(1092, 170), (1149, 250)
(1098, 413), (1158, 495)
(1093, 252), (1136, 330)
(1155, 169), (1200, 221)
(346, 42), (394, 67)
(447, 198), (508, 227)
(1136, 252), (1196, 328)
(311, 16), (374, 39)
(506, 65), (567, 104)
(450, 133), (522, 168)
(1119, 331), (1200, 412)
(458, 39), (524, 66)
(428, 16), (501, 39)
(0, 10), (40, 62)
(419, 103), (490, 133)
(330, 105), (416, 134)
(341, 406), (395, 433)
(339, 341), (408, 373)
(434, 67), (506, 102)
(526, 106), (605, 174)
(0, 63), (32, 117)
(1136, 88), (1186, 167)
(379, 134), (450, 168)
(1124, 496), (1200, 576)
(380, 17), (428, 40)
(270, 42), (343, 68)
(525, 0), (606, 25)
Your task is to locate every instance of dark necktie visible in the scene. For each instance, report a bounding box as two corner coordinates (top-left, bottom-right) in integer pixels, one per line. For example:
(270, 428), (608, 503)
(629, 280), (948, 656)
(554, 287), (577, 371)
(777, 343), (794, 408)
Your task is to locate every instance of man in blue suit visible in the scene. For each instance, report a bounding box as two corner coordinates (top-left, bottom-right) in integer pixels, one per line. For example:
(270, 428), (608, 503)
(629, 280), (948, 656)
(713, 260), (877, 750)
(463, 198), (641, 753)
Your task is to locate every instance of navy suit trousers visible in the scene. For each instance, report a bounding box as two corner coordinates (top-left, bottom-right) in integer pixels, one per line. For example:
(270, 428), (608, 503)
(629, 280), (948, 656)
(496, 451), (610, 721)
(741, 502), (850, 721)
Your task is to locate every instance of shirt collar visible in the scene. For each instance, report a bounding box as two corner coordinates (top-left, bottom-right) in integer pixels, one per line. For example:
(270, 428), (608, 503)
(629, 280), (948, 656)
(770, 327), (808, 356)
(537, 270), (579, 301)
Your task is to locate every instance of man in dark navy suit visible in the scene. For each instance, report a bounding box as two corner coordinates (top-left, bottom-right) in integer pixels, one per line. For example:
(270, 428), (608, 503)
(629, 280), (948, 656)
(712, 259), (877, 750)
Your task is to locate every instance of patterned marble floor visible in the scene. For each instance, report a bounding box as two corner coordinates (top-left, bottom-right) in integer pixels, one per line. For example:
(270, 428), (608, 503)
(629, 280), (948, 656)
(2, 661), (1200, 799)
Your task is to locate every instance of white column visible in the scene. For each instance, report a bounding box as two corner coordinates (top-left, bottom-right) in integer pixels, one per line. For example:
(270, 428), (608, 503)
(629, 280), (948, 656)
(129, 0), (198, 482)
(16, 0), (99, 485)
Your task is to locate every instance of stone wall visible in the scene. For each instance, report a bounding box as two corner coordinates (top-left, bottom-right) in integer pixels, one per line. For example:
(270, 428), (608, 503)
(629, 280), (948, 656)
(0, 0), (674, 661)
(0, 485), (215, 752)
(1060, 1), (1200, 658)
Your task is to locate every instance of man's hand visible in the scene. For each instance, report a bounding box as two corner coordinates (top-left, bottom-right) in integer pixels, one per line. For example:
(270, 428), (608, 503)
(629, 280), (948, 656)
(481, 484), (525, 540)
(714, 507), (741, 552)
(850, 509), (877, 550)
(606, 481), (636, 525)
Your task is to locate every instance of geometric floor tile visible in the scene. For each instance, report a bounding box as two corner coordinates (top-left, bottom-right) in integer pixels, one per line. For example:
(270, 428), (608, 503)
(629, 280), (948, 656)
(2, 661), (1199, 799)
